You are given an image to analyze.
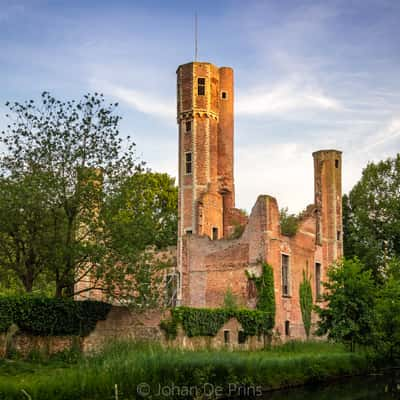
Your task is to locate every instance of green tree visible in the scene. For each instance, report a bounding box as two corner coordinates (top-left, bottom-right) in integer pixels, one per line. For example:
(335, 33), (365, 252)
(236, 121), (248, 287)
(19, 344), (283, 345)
(105, 171), (178, 253)
(343, 155), (400, 279)
(0, 172), (54, 292)
(0, 92), (174, 307)
(374, 259), (400, 360)
(315, 258), (376, 351)
(299, 270), (313, 338)
(280, 207), (299, 237)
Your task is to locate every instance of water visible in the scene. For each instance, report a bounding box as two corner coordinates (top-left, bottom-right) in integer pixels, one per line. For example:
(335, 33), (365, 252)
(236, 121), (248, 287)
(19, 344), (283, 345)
(261, 371), (400, 400)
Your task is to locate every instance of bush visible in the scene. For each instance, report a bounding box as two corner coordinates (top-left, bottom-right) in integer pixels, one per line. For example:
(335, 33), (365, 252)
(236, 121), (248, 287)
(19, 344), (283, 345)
(160, 306), (273, 339)
(280, 207), (299, 237)
(0, 295), (111, 336)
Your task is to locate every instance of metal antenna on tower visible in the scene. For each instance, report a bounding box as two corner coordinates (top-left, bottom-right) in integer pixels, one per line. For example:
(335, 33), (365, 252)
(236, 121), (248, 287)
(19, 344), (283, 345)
(194, 12), (198, 61)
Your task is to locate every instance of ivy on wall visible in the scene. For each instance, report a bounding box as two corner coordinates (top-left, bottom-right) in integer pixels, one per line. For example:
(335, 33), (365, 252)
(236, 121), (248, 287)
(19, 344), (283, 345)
(0, 296), (111, 336)
(160, 307), (274, 340)
(299, 270), (313, 338)
(247, 263), (276, 327)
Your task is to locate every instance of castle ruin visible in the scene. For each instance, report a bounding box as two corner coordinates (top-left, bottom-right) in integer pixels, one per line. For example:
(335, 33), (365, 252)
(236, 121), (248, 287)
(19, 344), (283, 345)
(176, 61), (343, 339)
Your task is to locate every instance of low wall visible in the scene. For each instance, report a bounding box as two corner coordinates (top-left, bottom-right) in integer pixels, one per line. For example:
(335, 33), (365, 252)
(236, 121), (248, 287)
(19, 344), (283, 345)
(0, 306), (268, 358)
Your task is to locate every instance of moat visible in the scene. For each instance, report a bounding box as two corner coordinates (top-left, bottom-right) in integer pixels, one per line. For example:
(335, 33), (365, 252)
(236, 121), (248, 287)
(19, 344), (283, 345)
(260, 371), (400, 400)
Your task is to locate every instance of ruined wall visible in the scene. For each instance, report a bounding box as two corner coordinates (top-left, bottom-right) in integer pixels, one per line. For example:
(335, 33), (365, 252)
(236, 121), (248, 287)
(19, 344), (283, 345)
(180, 155), (342, 342)
(0, 308), (266, 358)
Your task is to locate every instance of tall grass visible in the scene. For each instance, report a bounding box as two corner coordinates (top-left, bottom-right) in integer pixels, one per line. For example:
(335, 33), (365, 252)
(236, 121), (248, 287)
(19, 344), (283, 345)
(0, 341), (373, 400)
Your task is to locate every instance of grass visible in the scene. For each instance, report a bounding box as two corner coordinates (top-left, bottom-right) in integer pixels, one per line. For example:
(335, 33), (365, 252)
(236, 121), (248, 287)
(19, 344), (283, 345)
(0, 341), (374, 400)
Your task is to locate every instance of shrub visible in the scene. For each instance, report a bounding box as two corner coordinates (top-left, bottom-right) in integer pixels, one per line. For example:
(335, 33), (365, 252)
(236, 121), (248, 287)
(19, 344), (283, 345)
(223, 287), (238, 310)
(299, 270), (313, 338)
(160, 306), (273, 339)
(280, 207), (299, 237)
(0, 295), (111, 336)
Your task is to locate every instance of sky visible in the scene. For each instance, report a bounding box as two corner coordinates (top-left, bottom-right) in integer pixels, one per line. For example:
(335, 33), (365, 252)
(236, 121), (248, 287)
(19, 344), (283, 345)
(0, 0), (399, 213)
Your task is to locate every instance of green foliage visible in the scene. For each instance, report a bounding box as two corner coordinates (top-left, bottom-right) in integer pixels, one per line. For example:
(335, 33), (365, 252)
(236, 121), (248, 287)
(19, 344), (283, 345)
(160, 306), (274, 339)
(228, 222), (245, 239)
(343, 154), (400, 280)
(0, 295), (111, 336)
(247, 263), (276, 326)
(315, 258), (376, 351)
(223, 287), (238, 310)
(299, 270), (313, 338)
(105, 171), (178, 251)
(280, 207), (299, 237)
(374, 259), (400, 360)
(228, 209), (248, 240)
(0, 93), (176, 307)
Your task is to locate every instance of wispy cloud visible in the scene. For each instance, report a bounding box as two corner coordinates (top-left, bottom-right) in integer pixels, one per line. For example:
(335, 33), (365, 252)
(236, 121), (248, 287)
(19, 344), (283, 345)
(236, 78), (342, 116)
(90, 79), (174, 119)
(363, 117), (400, 152)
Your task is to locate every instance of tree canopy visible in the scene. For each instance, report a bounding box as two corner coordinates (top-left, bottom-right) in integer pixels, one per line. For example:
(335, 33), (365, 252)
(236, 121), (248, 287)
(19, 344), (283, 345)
(0, 92), (177, 306)
(343, 154), (400, 279)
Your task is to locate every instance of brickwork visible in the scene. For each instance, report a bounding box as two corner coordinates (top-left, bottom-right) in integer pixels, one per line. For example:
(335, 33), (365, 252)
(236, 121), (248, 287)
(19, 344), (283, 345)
(0, 308), (266, 357)
(177, 61), (343, 340)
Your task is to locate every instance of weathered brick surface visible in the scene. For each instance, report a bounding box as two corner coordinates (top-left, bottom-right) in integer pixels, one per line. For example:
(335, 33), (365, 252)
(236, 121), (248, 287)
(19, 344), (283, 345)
(177, 61), (343, 341)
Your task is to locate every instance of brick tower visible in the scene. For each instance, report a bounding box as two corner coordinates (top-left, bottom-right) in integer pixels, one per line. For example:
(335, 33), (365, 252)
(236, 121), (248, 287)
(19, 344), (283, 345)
(177, 62), (235, 240)
(176, 62), (236, 305)
(313, 150), (343, 266)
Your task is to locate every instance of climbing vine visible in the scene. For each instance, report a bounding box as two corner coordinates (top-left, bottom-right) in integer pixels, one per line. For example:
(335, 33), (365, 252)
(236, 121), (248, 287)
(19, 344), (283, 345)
(247, 263), (276, 327)
(299, 270), (313, 338)
(160, 307), (273, 340)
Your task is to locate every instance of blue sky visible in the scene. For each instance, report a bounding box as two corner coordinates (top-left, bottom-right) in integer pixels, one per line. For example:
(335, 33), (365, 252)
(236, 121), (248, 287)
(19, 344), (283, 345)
(1, 0), (399, 212)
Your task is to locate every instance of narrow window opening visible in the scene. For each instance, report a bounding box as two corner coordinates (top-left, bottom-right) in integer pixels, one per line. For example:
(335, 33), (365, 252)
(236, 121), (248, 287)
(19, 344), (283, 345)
(197, 77), (206, 96)
(238, 331), (246, 344)
(282, 254), (290, 296)
(185, 121), (191, 132)
(224, 330), (230, 344)
(221, 91), (228, 100)
(285, 321), (290, 336)
(185, 152), (192, 175)
(335, 159), (339, 168)
(315, 263), (321, 299)
(212, 227), (218, 240)
(337, 231), (341, 241)
(185, 230), (192, 235)
(247, 279), (257, 299)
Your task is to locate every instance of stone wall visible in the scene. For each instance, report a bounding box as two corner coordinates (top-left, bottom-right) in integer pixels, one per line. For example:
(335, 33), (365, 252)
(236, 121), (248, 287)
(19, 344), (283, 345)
(0, 307), (267, 358)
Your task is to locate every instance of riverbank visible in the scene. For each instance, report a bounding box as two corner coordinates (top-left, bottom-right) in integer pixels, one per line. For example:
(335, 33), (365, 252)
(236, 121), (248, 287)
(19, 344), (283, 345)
(0, 341), (375, 400)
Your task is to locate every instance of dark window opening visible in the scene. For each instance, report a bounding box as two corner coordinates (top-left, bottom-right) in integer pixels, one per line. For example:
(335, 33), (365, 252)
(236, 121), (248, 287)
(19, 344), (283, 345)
(224, 330), (230, 344)
(198, 77), (206, 96)
(221, 91), (228, 100)
(247, 279), (257, 299)
(186, 230), (192, 235)
(285, 321), (290, 336)
(315, 263), (321, 299)
(238, 331), (246, 344)
(165, 274), (178, 307)
(337, 231), (341, 241)
(185, 121), (191, 132)
(335, 159), (339, 168)
(185, 152), (192, 175)
(282, 254), (290, 296)
(212, 227), (218, 240)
